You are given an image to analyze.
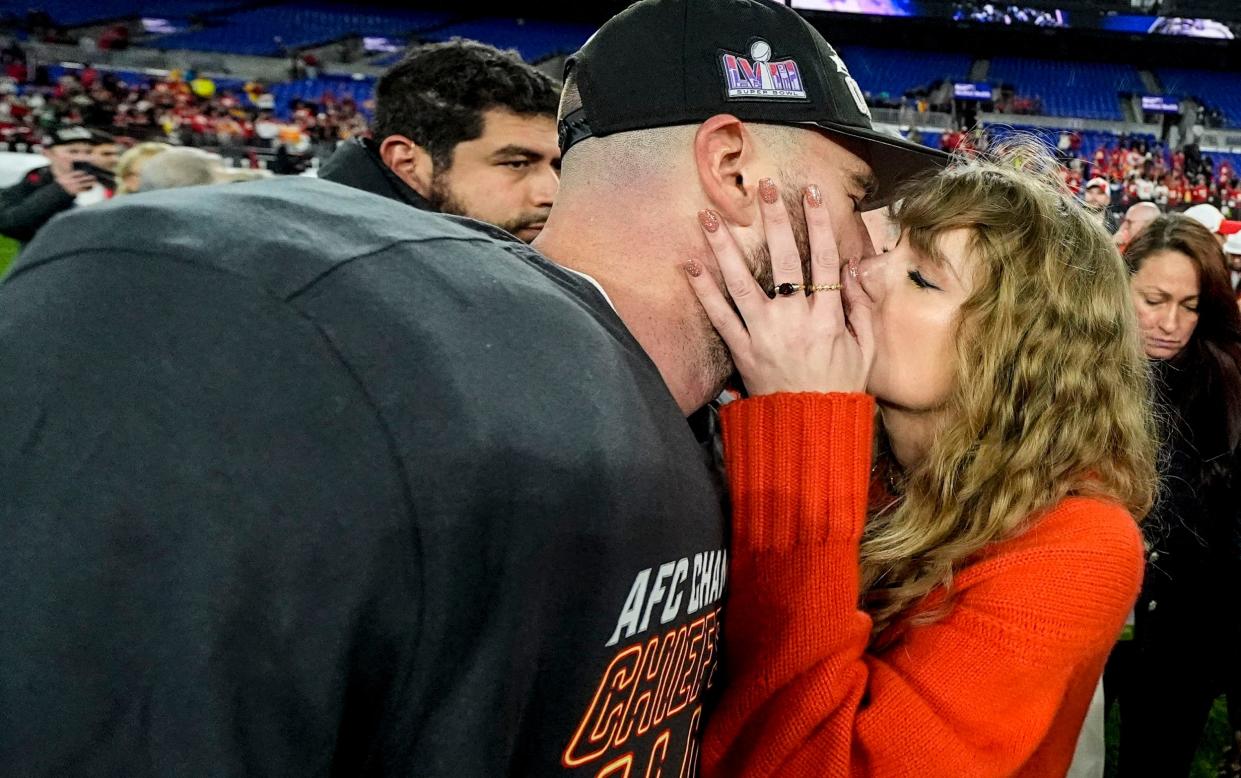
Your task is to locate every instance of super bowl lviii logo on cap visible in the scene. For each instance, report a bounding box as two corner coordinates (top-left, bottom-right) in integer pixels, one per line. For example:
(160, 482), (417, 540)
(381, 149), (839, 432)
(720, 39), (808, 100)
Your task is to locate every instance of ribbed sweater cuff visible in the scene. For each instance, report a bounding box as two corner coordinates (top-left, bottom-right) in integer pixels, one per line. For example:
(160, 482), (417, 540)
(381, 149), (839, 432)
(720, 392), (874, 552)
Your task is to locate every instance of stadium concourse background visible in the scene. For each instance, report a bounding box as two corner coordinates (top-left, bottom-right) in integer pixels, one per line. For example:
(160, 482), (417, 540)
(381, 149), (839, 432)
(3, 0), (1241, 774)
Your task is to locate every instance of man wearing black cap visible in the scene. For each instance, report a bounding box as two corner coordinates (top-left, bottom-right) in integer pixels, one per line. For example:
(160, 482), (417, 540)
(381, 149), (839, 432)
(0, 1), (943, 775)
(537, 0), (943, 414)
(0, 126), (102, 244)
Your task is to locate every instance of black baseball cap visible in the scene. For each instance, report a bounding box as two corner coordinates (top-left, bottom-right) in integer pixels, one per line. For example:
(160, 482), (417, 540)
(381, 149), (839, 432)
(44, 126), (95, 147)
(559, 0), (949, 207)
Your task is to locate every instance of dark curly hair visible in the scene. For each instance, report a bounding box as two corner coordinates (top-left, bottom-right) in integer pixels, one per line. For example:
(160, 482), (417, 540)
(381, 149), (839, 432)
(373, 39), (561, 171)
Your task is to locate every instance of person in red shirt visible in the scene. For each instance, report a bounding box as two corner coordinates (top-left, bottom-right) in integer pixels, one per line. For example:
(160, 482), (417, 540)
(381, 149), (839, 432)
(1193, 174), (1211, 204)
(1169, 174), (1187, 206)
(682, 147), (1156, 777)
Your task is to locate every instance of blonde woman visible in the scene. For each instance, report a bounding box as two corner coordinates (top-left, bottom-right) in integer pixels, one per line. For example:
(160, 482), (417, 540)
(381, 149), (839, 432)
(682, 148), (1158, 777)
(114, 142), (171, 194)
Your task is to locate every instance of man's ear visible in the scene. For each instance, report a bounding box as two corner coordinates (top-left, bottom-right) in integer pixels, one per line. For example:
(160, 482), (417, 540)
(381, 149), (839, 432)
(693, 114), (761, 228)
(379, 134), (435, 198)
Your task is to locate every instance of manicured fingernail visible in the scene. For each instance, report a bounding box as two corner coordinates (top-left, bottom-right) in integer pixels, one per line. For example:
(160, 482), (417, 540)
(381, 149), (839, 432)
(848, 257), (860, 279)
(804, 184), (822, 208)
(684, 259), (702, 278)
(697, 209), (720, 233)
(759, 177), (778, 204)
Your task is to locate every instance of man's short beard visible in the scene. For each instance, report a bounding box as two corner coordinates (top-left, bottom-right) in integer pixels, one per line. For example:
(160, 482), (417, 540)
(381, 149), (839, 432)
(697, 183), (816, 391)
(428, 172), (548, 242)
(743, 185), (814, 293)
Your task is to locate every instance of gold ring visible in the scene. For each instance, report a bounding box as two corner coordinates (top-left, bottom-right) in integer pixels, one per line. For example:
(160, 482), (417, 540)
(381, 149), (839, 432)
(807, 283), (843, 293)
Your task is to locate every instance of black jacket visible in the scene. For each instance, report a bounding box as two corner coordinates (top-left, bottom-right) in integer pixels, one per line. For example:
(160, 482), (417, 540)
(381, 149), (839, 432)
(0, 177), (727, 776)
(318, 136), (433, 210)
(1135, 358), (1241, 657)
(0, 166), (75, 243)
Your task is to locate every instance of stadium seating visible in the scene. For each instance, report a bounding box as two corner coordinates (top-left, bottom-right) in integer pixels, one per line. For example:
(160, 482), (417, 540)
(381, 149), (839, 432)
(415, 18), (595, 64)
(370, 49), (406, 68)
(988, 57), (1141, 121)
(269, 75), (374, 117)
(0, 0), (243, 27)
(148, 4), (451, 56)
(982, 124), (1161, 164)
(1158, 68), (1241, 128)
(838, 46), (972, 98)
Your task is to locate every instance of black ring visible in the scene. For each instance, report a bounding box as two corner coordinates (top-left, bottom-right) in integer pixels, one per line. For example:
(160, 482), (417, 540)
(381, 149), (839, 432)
(774, 282), (802, 297)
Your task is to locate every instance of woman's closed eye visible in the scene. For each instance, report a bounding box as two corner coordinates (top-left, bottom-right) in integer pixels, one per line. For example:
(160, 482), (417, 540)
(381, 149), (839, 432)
(907, 269), (941, 291)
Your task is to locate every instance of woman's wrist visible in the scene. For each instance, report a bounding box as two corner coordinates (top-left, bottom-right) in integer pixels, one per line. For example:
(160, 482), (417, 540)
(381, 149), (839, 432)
(721, 393), (875, 551)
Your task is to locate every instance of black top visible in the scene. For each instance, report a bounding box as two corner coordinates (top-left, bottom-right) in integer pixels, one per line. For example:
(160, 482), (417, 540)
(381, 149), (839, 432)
(1136, 358), (1241, 657)
(0, 165), (76, 243)
(0, 177), (728, 776)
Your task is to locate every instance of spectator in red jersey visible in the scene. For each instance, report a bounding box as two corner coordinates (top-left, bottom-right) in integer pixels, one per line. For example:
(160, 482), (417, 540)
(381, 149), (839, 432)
(1193, 175), (1213, 205)
(1224, 179), (1241, 218)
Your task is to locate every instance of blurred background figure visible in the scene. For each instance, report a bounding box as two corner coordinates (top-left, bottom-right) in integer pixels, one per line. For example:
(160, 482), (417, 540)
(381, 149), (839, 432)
(1083, 175), (1116, 230)
(1114, 202), (1161, 253)
(1107, 215), (1241, 778)
(137, 147), (270, 192)
(1184, 203), (1241, 249)
(0, 126), (109, 244)
(114, 142), (171, 194)
(1225, 231), (1241, 297)
(89, 131), (122, 178)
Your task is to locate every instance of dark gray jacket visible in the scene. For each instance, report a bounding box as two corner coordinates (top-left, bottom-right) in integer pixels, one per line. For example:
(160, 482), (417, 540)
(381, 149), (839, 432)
(0, 177), (727, 776)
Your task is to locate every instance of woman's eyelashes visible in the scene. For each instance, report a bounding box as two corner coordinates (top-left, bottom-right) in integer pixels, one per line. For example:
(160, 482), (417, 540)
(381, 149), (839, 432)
(907, 269), (941, 291)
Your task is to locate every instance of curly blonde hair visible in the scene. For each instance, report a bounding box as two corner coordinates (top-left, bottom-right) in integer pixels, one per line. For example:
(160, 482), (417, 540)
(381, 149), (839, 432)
(860, 141), (1159, 638)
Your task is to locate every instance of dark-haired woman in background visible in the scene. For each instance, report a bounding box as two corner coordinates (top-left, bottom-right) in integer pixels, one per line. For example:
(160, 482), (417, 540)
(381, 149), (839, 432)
(1108, 215), (1241, 777)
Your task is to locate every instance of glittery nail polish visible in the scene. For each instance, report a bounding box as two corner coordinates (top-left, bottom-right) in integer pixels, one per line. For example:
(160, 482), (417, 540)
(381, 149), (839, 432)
(805, 184), (822, 208)
(697, 209), (720, 233)
(684, 260), (703, 277)
(848, 256), (860, 279)
(759, 178), (778, 205)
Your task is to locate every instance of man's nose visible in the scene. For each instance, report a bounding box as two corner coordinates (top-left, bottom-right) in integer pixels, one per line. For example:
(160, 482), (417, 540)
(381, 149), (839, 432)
(855, 251), (888, 303)
(831, 212), (875, 278)
(530, 164), (559, 209)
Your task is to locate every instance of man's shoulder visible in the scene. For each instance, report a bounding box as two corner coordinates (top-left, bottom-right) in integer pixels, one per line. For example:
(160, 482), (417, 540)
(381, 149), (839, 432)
(1, 165), (50, 194)
(11, 176), (555, 300)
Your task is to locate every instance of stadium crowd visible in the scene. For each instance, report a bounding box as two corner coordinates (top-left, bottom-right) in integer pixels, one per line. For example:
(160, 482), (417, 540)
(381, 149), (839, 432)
(0, 41), (368, 157)
(0, 3), (1240, 778)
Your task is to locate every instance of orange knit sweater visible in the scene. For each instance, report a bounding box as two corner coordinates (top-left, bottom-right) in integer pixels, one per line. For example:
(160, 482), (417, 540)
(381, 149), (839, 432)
(701, 393), (1144, 778)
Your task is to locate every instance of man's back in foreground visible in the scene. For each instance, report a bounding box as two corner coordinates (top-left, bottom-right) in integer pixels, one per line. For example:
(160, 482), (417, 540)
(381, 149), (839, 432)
(0, 177), (726, 775)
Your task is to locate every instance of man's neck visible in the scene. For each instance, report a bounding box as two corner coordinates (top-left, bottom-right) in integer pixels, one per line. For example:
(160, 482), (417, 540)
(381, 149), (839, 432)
(534, 201), (721, 416)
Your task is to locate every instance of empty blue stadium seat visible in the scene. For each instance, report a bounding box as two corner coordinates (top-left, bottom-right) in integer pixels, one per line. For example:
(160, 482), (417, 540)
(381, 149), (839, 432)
(837, 47), (972, 97)
(416, 18), (596, 63)
(988, 58), (1140, 121)
(148, 3), (450, 56)
(268, 76), (376, 118)
(1158, 68), (1241, 128)
(0, 0), (242, 27)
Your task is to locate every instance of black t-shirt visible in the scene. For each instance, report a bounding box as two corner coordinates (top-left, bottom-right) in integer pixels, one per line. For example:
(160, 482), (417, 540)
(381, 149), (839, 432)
(0, 178), (728, 776)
